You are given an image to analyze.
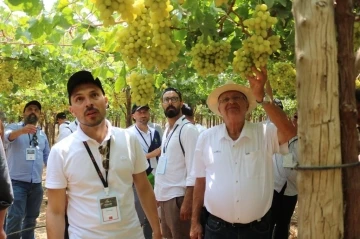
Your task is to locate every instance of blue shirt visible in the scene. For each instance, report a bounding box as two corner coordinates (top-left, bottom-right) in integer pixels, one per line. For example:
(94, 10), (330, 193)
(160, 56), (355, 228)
(4, 122), (50, 183)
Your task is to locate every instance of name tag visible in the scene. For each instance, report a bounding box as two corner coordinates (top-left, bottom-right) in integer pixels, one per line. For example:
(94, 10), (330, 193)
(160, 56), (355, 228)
(98, 194), (121, 224)
(156, 155), (167, 175)
(26, 148), (36, 161)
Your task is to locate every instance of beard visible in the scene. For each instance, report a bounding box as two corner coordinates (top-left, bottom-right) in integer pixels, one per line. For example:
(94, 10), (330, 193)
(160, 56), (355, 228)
(24, 113), (38, 125)
(164, 105), (180, 118)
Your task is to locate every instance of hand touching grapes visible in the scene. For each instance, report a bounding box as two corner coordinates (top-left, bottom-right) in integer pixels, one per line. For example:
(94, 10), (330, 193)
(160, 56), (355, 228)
(247, 67), (267, 102)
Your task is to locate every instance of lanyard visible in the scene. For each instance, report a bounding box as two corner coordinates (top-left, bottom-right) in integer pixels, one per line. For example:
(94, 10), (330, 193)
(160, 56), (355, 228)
(163, 124), (179, 154)
(83, 140), (111, 190)
(28, 133), (37, 147)
(135, 125), (152, 148)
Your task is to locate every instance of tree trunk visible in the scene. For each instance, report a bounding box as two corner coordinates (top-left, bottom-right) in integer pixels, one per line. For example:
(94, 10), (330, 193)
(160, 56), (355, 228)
(293, 0), (344, 238)
(125, 87), (132, 127)
(335, 1), (360, 238)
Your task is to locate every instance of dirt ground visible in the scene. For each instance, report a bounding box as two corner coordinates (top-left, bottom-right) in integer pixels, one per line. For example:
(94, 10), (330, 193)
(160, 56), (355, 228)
(35, 174), (298, 239)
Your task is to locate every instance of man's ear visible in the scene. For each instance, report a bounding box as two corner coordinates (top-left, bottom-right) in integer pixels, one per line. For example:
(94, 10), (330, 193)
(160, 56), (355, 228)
(69, 106), (76, 118)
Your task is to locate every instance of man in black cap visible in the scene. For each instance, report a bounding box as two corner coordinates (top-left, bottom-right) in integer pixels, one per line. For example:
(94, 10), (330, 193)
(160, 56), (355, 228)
(129, 104), (162, 239)
(55, 112), (73, 143)
(46, 70), (162, 239)
(4, 100), (50, 239)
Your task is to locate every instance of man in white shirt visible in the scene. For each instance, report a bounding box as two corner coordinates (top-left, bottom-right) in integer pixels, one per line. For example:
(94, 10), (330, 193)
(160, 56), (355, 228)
(181, 104), (206, 133)
(270, 112), (298, 239)
(56, 112), (71, 142)
(46, 70), (161, 239)
(190, 68), (296, 239)
(128, 104), (161, 239)
(155, 87), (199, 239)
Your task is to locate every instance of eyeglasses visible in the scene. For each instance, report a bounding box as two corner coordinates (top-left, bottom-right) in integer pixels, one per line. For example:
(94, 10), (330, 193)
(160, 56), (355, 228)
(98, 144), (109, 170)
(32, 134), (38, 147)
(218, 95), (247, 104)
(163, 97), (179, 104)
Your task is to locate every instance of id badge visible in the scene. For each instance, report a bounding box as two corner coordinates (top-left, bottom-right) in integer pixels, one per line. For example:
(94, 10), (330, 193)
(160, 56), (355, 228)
(150, 157), (158, 168)
(26, 148), (36, 161)
(156, 155), (167, 175)
(283, 153), (296, 168)
(98, 194), (121, 224)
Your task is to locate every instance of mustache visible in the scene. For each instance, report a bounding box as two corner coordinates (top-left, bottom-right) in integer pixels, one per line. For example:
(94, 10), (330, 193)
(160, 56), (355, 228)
(166, 105), (176, 111)
(84, 106), (99, 115)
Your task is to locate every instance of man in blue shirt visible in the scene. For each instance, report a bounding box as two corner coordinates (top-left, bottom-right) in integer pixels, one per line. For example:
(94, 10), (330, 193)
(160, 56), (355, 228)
(4, 100), (50, 239)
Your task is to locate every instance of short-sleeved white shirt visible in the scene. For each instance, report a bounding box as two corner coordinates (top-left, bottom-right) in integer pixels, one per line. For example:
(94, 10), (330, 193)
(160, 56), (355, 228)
(154, 116), (199, 201)
(193, 121), (283, 224)
(128, 125), (156, 163)
(46, 120), (148, 239)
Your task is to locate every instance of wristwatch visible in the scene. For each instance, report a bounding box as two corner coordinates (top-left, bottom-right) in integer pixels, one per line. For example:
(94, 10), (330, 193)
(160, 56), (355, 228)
(256, 93), (272, 105)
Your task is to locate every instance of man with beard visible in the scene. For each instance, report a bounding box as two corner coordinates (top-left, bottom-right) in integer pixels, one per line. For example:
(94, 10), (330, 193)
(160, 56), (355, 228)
(129, 104), (162, 239)
(45, 70), (161, 239)
(154, 87), (199, 239)
(4, 100), (50, 239)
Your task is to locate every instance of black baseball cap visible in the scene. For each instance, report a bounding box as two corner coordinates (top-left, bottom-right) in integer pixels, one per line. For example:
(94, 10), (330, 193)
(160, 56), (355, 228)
(23, 100), (41, 112)
(56, 112), (66, 120)
(67, 70), (105, 104)
(132, 104), (150, 114)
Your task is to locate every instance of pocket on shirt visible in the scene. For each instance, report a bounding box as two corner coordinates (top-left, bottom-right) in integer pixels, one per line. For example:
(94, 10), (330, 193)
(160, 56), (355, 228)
(244, 150), (265, 178)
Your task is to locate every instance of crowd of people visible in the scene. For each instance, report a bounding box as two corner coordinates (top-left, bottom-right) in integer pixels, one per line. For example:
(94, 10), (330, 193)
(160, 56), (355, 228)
(0, 55), (358, 239)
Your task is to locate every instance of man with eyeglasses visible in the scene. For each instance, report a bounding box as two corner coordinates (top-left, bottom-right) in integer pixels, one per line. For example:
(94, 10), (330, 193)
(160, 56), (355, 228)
(4, 100), (50, 239)
(45, 70), (161, 239)
(190, 68), (296, 239)
(155, 87), (199, 239)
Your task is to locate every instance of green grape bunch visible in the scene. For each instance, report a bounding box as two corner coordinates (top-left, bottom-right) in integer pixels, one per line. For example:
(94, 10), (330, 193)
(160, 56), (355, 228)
(93, 0), (137, 26)
(117, 4), (152, 68)
(233, 4), (281, 78)
(116, 0), (180, 72)
(268, 62), (296, 98)
(0, 61), (15, 94)
(190, 40), (231, 77)
(127, 72), (155, 105)
(0, 61), (42, 94)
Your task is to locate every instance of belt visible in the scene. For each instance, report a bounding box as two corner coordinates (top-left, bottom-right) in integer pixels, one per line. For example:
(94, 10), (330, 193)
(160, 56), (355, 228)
(208, 212), (267, 228)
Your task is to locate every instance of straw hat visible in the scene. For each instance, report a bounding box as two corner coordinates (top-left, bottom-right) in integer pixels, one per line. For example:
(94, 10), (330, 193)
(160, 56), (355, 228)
(207, 81), (257, 116)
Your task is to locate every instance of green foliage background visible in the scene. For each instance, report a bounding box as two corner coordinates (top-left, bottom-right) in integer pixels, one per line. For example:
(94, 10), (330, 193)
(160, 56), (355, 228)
(0, 0), (298, 127)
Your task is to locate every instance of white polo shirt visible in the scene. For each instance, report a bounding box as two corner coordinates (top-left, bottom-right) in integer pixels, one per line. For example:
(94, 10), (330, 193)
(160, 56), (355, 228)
(128, 125), (156, 163)
(193, 121), (285, 224)
(154, 116), (199, 201)
(46, 120), (148, 239)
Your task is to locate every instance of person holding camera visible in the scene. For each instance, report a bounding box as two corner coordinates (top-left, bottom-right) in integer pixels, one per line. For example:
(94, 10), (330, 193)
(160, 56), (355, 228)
(4, 100), (50, 239)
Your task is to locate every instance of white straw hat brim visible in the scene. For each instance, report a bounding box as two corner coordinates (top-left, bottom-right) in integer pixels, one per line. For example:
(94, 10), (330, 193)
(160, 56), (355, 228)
(207, 82), (257, 116)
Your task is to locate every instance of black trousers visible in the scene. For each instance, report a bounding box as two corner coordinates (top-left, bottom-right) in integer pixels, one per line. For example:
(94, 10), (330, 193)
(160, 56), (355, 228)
(269, 188), (297, 239)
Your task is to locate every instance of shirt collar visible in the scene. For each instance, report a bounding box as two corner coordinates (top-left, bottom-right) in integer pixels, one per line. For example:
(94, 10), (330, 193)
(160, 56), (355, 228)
(75, 119), (113, 145)
(220, 121), (252, 141)
(135, 124), (154, 135)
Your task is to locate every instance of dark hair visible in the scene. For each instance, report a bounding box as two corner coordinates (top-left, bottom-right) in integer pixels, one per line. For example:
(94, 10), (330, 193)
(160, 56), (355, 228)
(56, 112), (66, 120)
(162, 87), (182, 101)
(181, 103), (194, 117)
